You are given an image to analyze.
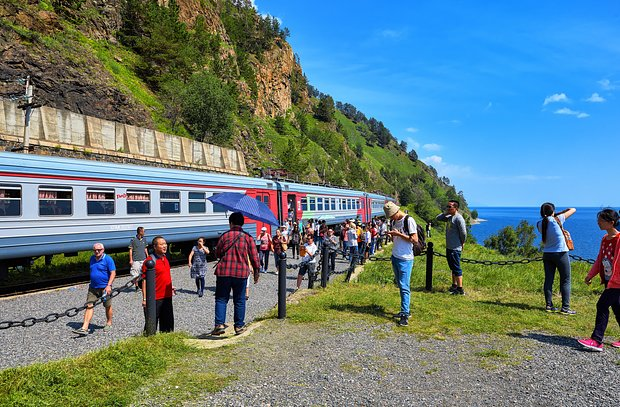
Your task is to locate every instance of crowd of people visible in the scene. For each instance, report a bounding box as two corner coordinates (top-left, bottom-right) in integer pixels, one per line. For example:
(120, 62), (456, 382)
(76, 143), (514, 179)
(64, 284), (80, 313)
(70, 201), (620, 352)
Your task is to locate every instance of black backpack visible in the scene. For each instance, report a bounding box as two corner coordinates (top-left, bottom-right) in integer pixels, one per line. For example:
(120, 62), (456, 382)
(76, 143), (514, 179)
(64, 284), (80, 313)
(392, 215), (426, 256)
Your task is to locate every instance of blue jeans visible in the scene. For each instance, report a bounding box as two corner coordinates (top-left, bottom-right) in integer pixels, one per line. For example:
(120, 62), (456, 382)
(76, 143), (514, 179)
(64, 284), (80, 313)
(543, 251), (571, 309)
(214, 276), (247, 328)
(392, 256), (414, 316)
(349, 246), (359, 265)
(259, 249), (270, 272)
(446, 249), (463, 277)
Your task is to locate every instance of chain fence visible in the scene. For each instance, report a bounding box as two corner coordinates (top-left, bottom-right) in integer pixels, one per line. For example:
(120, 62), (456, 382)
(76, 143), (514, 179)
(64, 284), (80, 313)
(0, 277), (138, 330)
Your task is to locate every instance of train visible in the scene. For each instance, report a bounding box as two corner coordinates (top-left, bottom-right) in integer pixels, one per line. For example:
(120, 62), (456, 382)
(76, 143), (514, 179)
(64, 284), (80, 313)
(0, 151), (393, 276)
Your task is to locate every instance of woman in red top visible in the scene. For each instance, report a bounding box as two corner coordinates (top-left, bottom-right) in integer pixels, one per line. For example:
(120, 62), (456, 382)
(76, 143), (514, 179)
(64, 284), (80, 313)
(257, 226), (272, 273)
(578, 209), (620, 351)
(272, 227), (288, 271)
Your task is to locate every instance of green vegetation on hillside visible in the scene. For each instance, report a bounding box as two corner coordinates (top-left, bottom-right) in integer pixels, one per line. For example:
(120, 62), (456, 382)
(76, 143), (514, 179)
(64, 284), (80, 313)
(0, 0), (470, 217)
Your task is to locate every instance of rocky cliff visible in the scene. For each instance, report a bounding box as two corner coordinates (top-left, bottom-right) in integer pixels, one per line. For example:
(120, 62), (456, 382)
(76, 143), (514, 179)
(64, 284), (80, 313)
(0, 0), (307, 129)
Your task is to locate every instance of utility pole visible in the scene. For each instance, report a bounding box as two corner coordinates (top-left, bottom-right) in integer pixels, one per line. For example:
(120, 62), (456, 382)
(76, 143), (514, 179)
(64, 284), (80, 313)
(17, 75), (40, 154)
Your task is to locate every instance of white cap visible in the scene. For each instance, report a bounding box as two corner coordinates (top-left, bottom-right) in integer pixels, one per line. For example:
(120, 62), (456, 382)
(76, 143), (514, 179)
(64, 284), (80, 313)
(261, 226), (267, 231)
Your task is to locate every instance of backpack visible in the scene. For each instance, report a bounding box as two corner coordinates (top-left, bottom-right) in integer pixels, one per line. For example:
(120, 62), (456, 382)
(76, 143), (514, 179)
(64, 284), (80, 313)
(392, 215), (427, 256)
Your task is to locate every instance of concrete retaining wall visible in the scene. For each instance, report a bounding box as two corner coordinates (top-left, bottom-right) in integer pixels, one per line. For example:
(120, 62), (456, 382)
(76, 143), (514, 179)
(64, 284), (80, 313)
(0, 100), (247, 175)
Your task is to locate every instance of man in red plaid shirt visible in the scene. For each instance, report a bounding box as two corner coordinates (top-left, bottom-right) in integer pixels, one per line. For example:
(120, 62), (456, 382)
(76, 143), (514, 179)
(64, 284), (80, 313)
(210, 212), (261, 336)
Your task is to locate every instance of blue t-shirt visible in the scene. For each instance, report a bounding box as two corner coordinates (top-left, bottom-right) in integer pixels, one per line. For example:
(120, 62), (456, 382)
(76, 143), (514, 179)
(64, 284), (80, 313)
(537, 214), (568, 253)
(89, 254), (116, 288)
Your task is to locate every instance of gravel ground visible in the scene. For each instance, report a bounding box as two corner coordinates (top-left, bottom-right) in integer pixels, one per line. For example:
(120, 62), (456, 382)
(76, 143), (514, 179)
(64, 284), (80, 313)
(184, 320), (620, 407)
(0, 252), (351, 370)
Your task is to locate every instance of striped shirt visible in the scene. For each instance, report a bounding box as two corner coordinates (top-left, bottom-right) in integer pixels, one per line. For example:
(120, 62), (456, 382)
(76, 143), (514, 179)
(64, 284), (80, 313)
(215, 226), (260, 279)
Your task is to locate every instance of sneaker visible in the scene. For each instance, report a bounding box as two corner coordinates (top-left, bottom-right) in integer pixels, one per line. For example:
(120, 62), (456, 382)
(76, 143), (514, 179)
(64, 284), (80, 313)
(611, 341), (620, 348)
(577, 338), (603, 352)
(398, 315), (409, 326)
(450, 287), (465, 295)
(72, 327), (89, 335)
(545, 306), (559, 313)
(234, 325), (247, 335)
(209, 325), (226, 336)
(560, 308), (576, 315)
(393, 312), (410, 319)
(103, 324), (112, 332)
(448, 284), (457, 293)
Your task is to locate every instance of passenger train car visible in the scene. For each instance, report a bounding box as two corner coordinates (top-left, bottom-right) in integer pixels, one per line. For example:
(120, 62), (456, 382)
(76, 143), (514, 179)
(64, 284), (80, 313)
(0, 151), (392, 275)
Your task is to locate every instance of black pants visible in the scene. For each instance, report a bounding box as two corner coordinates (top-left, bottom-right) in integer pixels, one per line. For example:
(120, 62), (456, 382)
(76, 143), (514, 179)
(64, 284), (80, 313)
(143, 297), (174, 333)
(290, 243), (299, 258)
(591, 288), (620, 343)
(328, 251), (336, 273)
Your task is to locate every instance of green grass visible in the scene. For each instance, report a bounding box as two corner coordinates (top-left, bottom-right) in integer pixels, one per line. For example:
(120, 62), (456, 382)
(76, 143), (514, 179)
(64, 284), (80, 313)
(0, 333), (234, 406)
(283, 238), (616, 340)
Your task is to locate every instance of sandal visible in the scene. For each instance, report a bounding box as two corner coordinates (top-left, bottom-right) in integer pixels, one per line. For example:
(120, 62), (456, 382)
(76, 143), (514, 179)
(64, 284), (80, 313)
(234, 325), (247, 335)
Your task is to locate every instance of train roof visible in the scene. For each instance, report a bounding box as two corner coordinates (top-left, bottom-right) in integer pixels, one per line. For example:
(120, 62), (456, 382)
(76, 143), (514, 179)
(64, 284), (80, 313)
(0, 151), (272, 189)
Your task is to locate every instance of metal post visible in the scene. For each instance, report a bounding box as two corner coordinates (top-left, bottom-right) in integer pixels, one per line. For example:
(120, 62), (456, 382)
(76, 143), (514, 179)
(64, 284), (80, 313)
(145, 259), (156, 335)
(425, 242), (434, 291)
(277, 252), (287, 319)
(321, 244), (329, 288)
(23, 76), (32, 154)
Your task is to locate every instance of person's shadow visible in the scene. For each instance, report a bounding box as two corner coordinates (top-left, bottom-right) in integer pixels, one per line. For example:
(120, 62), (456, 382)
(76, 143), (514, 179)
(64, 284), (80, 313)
(509, 332), (580, 349)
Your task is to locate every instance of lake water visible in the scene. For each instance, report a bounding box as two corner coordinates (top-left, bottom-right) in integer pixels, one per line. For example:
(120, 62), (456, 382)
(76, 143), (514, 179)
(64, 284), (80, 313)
(469, 207), (612, 262)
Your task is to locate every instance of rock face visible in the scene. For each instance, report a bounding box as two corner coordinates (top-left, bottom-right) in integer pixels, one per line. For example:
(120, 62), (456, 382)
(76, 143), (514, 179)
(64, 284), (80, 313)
(0, 0), (308, 128)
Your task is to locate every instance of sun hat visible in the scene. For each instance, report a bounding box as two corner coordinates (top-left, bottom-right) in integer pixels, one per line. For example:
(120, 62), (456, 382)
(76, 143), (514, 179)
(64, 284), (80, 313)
(261, 226), (267, 231)
(383, 202), (400, 218)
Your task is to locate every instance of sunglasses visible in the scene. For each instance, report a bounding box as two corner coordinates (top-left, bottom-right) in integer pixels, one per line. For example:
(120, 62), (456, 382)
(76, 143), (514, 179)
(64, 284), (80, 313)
(93, 248), (103, 252)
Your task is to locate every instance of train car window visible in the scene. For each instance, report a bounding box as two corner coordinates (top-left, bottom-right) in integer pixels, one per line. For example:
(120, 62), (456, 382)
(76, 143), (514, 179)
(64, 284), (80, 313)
(255, 196), (262, 202)
(309, 197), (316, 211)
(330, 198), (336, 211)
(341, 199), (346, 210)
(209, 193), (228, 213)
(39, 186), (72, 216)
(0, 184), (21, 216)
(86, 189), (115, 215)
(317, 197), (323, 211)
(356, 200), (360, 210)
(301, 198), (307, 211)
(160, 191), (180, 214)
(127, 190), (150, 214)
(189, 192), (206, 213)
(263, 195), (270, 206)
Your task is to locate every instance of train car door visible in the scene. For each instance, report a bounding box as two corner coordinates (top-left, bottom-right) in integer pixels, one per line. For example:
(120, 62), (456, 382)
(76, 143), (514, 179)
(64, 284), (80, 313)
(286, 194), (298, 223)
(248, 191), (272, 233)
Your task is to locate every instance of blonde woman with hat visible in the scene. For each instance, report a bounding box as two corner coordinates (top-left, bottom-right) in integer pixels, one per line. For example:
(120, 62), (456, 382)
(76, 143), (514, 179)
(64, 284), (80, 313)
(384, 201), (418, 327)
(257, 226), (272, 273)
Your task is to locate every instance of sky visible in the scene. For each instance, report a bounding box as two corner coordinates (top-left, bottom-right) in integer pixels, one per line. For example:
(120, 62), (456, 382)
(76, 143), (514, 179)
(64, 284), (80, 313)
(254, 1), (620, 208)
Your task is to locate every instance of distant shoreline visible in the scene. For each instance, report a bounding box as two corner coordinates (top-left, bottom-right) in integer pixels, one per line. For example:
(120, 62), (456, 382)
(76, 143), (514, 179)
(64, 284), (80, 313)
(470, 218), (487, 225)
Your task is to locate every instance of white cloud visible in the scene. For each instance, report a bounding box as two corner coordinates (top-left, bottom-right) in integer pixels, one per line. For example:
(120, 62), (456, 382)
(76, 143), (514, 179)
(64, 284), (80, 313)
(421, 155), (472, 179)
(405, 127), (419, 133)
(586, 92), (606, 103)
(543, 93), (569, 106)
(554, 107), (589, 118)
(484, 102), (493, 111)
(598, 79), (618, 91)
(380, 29), (402, 39)
(422, 143), (441, 152)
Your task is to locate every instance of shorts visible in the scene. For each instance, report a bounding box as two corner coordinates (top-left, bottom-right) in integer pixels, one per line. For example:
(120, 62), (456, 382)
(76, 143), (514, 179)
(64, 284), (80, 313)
(130, 260), (144, 278)
(87, 286), (112, 308)
(298, 262), (316, 277)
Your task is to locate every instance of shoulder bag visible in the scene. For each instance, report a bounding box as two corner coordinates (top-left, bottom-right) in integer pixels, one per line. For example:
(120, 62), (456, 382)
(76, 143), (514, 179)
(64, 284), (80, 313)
(554, 216), (574, 251)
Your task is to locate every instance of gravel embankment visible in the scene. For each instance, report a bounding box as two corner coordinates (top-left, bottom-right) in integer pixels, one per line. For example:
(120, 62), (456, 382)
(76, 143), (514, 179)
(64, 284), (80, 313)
(185, 320), (620, 406)
(0, 254), (350, 370)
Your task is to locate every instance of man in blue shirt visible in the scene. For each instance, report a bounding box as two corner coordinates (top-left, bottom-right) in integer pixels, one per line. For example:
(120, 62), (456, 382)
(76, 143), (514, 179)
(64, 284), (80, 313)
(73, 243), (116, 335)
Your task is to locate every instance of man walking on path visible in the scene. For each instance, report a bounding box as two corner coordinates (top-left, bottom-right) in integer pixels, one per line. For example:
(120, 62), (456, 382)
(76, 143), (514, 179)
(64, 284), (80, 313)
(129, 226), (148, 291)
(211, 212), (261, 336)
(436, 200), (467, 295)
(141, 236), (175, 332)
(384, 202), (418, 327)
(72, 243), (116, 335)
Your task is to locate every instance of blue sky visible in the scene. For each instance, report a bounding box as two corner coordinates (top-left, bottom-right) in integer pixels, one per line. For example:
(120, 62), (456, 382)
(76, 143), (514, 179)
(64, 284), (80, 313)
(255, 1), (620, 207)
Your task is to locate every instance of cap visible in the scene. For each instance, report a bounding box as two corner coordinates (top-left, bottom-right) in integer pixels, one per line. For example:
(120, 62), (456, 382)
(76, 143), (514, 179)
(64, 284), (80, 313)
(383, 201), (400, 218)
(261, 226), (267, 231)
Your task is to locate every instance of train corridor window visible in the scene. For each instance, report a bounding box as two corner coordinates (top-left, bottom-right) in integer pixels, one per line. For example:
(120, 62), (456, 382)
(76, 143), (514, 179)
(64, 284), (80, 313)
(309, 197), (316, 211)
(301, 198), (307, 211)
(0, 184), (21, 216)
(317, 197), (324, 211)
(341, 199), (346, 210)
(330, 198), (336, 211)
(209, 193), (228, 213)
(160, 191), (180, 214)
(39, 186), (72, 216)
(127, 190), (150, 214)
(189, 192), (206, 213)
(86, 189), (115, 215)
